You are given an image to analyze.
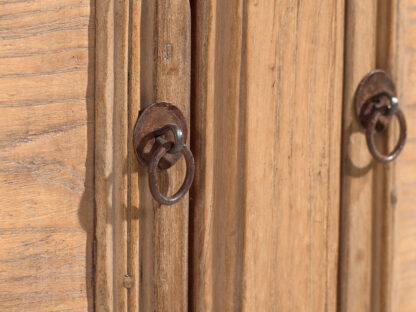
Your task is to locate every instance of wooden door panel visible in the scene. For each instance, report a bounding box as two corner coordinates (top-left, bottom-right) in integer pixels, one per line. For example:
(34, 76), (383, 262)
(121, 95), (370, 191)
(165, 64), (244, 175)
(94, 0), (191, 310)
(393, 0), (416, 310)
(339, 1), (413, 311)
(1, 1), (414, 311)
(338, 0), (379, 310)
(191, 0), (344, 310)
(0, 1), (95, 311)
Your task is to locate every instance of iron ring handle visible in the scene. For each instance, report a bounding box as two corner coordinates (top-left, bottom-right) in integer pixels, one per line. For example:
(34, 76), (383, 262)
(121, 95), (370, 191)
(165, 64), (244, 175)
(153, 124), (184, 154)
(366, 108), (407, 163)
(148, 138), (195, 205)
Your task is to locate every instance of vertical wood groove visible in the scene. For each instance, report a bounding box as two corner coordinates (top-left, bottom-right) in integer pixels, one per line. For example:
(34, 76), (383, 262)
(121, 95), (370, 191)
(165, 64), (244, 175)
(191, 0), (344, 310)
(391, 0), (416, 311)
(127, 0), (141, 311)
(339, 1), (405, 311)
(338, 0), (377, 310)
(95, 0), (130, 310)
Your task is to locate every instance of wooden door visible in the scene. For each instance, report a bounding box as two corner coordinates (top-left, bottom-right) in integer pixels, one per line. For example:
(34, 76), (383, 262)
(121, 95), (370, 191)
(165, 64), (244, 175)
(1, 0), (415, 311)
(190, 1), (343, 310)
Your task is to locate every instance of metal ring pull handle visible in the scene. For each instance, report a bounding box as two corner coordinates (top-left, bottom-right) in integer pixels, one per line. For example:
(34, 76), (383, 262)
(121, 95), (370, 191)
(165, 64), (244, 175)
(366, 107), (407, 163)
(148, 137), (194, 205)
(133, 102), (195, 205)
(153, 124), (184, 154)
(355, 70), (407, 163)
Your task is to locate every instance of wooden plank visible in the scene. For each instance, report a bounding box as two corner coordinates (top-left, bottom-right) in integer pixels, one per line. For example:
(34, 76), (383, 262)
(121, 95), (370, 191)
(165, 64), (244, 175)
(127, 0), (141, 311)
(392, 0), (416, 310)
(340, 1), (408, 310)
(191, 0), (344, 310)
(242, 1), (344, 310)
(371, 1), (405, 311)
(0, 0), (95, 311)
(338, 0), (378, 311)
(95, 0), (129, 310)
(95, 1), (114, 309)
(190, 1), (245, 310)
(139, 0), (191, 310)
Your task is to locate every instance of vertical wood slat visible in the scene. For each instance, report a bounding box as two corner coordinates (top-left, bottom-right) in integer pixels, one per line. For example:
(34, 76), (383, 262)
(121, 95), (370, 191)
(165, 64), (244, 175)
(113, 0), (130, 310)
(339, 1), (405, 311)
(140, 0), (191, 311)
(95, 1), (115, 309)
(138, 0), (155, 309)
(191, 0), (344, 310)
(338, 0), (378, 311)
(391, 0), (416, 311)
(190, 1), (245, 311)
(242, 1), (344, 310)
(128, 0), (141, 311)
(372, 1), (404, 311)
(95, 0), (130, 310)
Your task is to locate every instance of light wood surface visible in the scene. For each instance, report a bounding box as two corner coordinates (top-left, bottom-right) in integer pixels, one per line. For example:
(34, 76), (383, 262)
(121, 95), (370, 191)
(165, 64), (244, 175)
(372, 1), (403, 310)
(190, 0), (344, 310)
(127, 0), (141, 311)
(3, 1), (415, 311)
(0, 0), (95, 311)
(338, 0), (378, 311)
(339, 1), (410, 311)
(139, 0), (191, 311)
(392, 0), (416, 310)
(96, 1), (190, 310)
(190, 1), (245, 310)
(95, 0), (130, 310)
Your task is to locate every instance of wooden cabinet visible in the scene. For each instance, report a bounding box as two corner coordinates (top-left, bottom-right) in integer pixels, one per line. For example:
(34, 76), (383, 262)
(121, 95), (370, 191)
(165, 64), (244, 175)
(0, 0), (415, 311)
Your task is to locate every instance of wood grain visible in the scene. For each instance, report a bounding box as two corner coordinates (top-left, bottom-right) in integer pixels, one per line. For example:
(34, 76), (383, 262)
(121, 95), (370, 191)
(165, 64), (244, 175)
(338, 0), (378, 311)
(95, 0), (129, 310)
(392, 0), (416, 310)
(372, 1), (404, 310)
(190, 0), (344, 310)
(139, 0), (191, 311)
(127, 0), (141, 311)
(339, 1), (408, 311)
(0, 0), (95, 311)
(190, 1), (245, 310)
(95, 1), (142, 310)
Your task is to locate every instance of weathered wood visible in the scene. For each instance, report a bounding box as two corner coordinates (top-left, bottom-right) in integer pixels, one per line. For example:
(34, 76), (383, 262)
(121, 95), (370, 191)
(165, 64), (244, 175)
(127, 0), (141, 311)
(339, 1), (409, 310)
(0, 0), (95, 311)
(191, 0), (344, 310)
(95, 0), (129, 310)
(242, 1), (344, 310)
(139, 0), (191, 310)
(372, 1), (404, 311)
(4, 1), (414, 311)
(338, 0), (378, 311)
(190, 1), (245, 310)
(392, 0), (416, 310)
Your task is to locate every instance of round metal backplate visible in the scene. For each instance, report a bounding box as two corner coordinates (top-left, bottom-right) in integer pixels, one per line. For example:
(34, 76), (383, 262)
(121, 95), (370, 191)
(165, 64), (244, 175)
(133, 102), (188, 170)
(354, 69), (396, 132)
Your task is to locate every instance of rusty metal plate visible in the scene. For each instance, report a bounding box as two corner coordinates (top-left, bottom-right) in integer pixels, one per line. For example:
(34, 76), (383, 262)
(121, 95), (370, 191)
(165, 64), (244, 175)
(354, 69), (396, 132)
(133, 101), (187, 170)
